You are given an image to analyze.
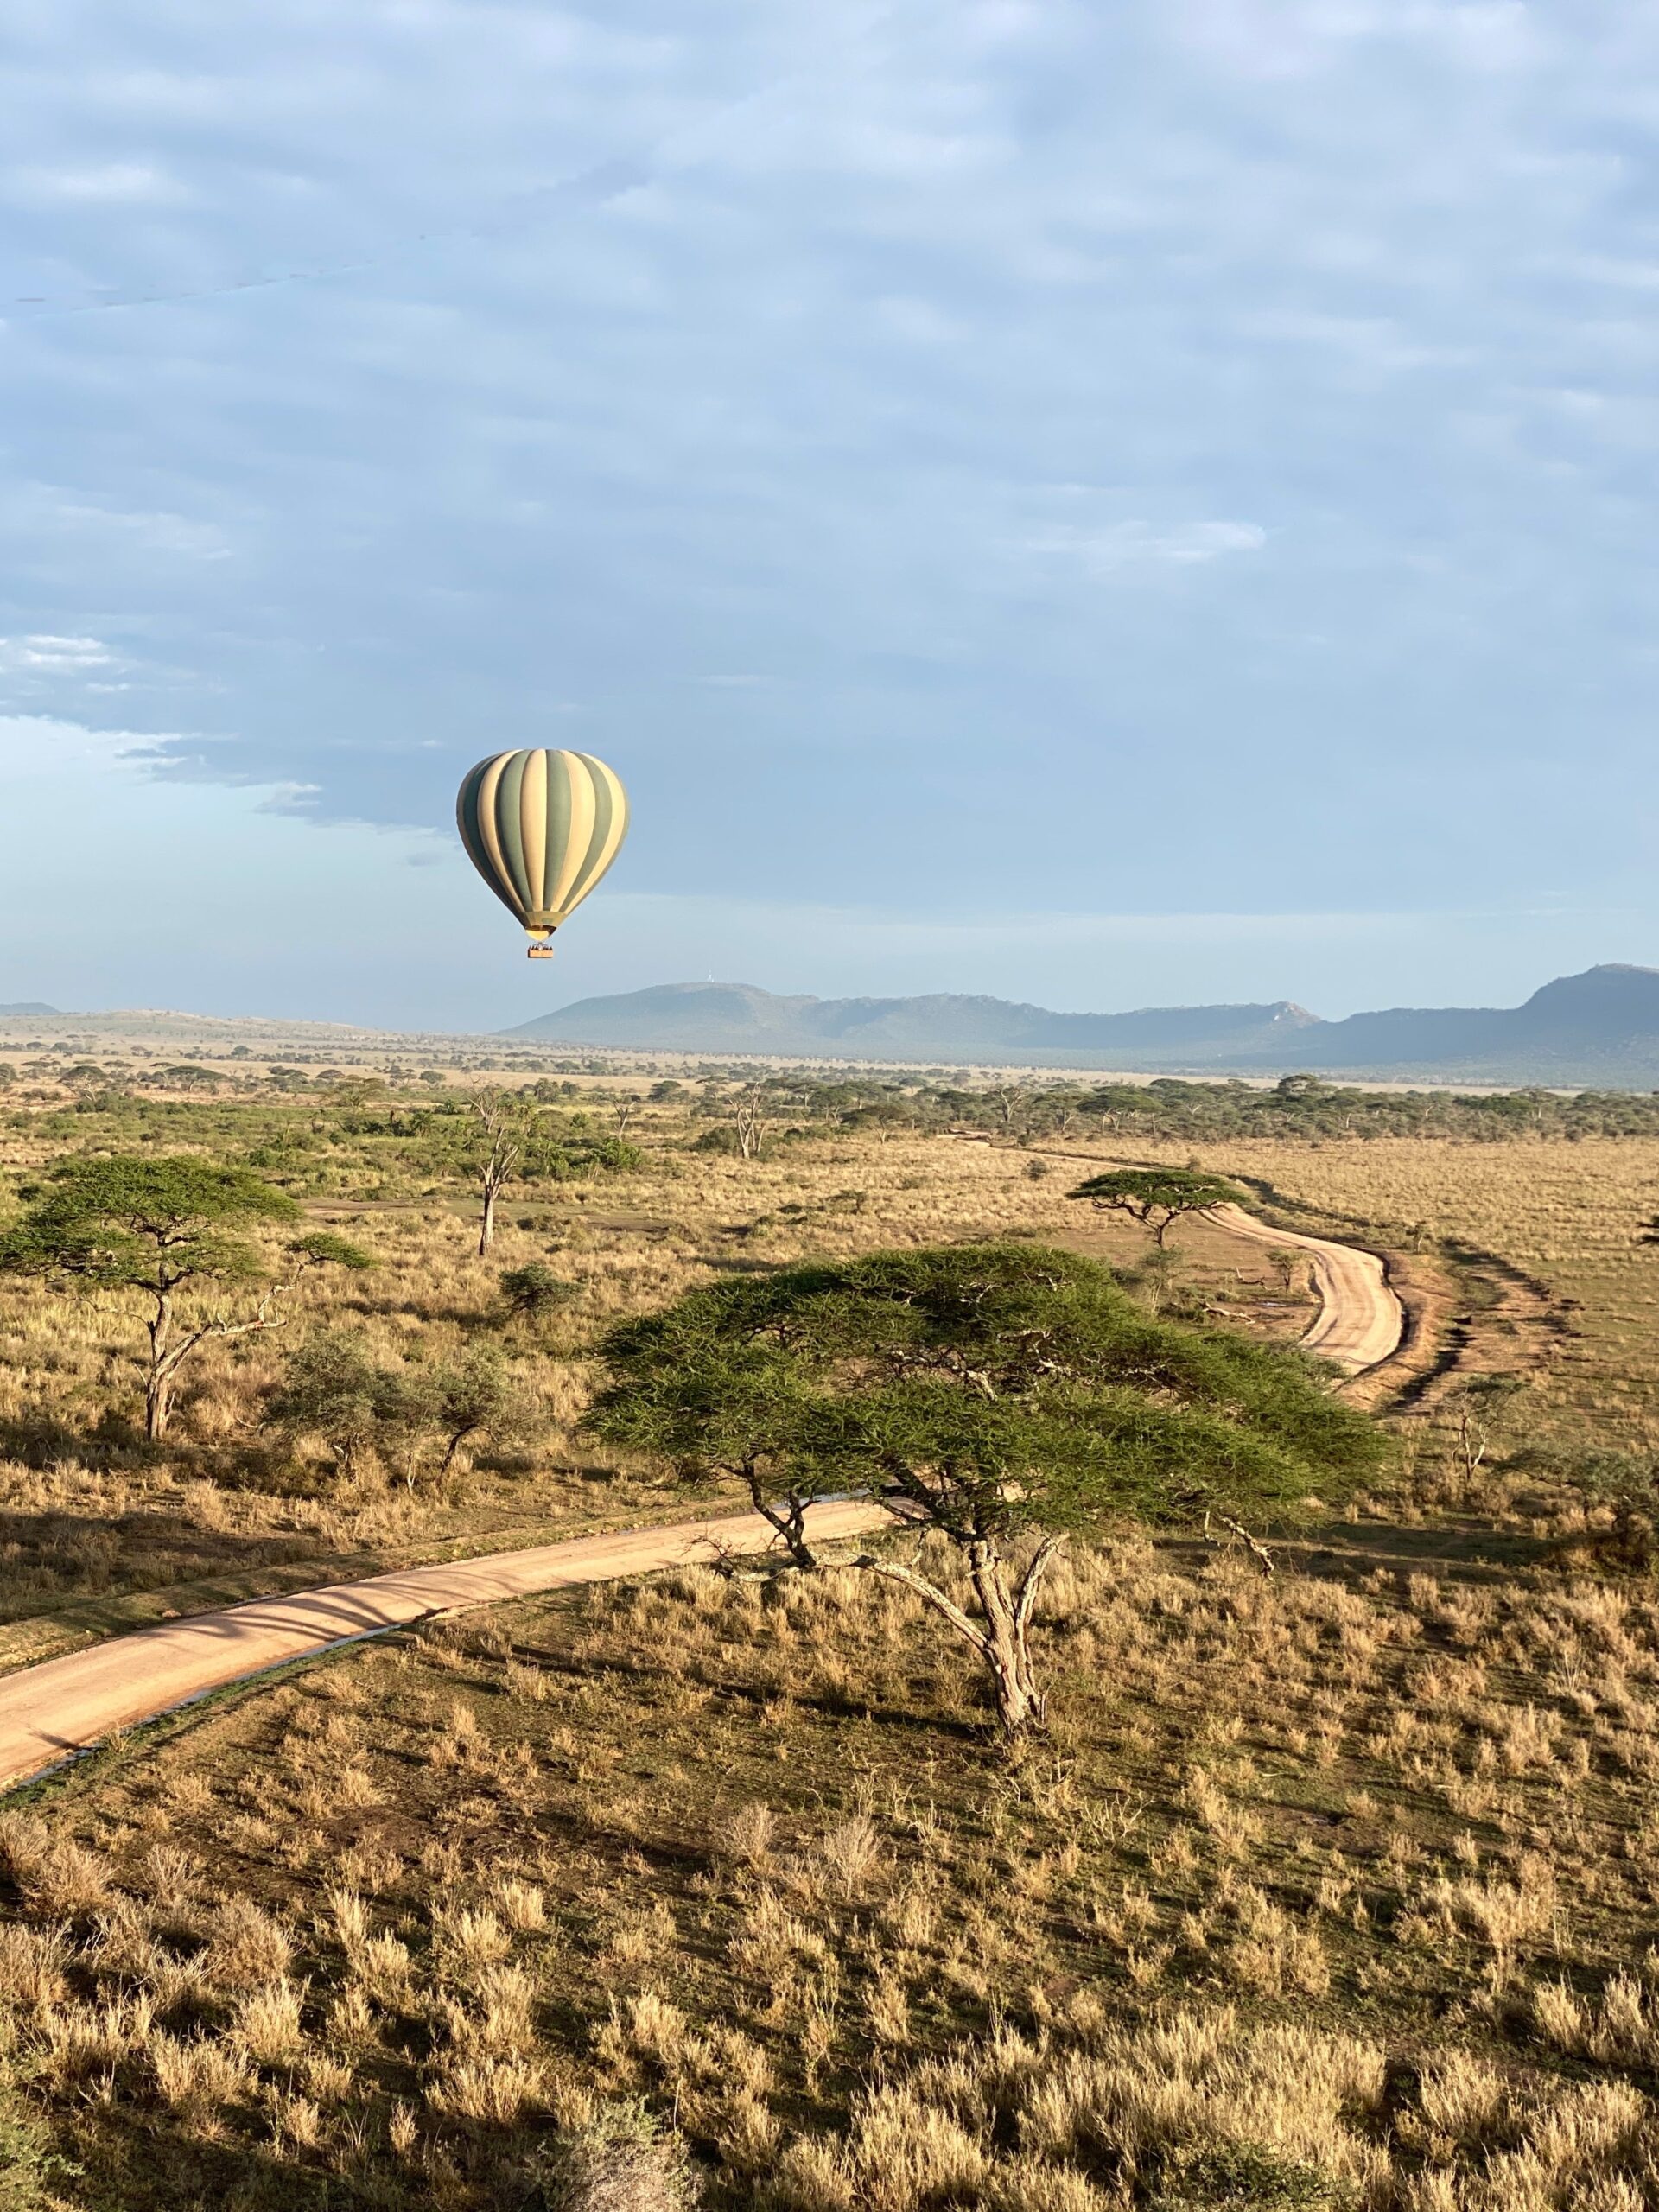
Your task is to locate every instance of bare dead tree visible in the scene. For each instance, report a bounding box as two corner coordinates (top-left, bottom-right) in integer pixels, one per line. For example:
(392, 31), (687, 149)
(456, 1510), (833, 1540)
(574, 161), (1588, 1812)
(985, 1084), (1025, 1134)
(470, 1091), (535, 1256)
(732, 1083), (771, 1162)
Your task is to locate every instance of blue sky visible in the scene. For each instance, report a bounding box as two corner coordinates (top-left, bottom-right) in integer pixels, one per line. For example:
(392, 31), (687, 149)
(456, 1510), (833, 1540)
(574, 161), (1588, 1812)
(2, 1), (1656, 1032)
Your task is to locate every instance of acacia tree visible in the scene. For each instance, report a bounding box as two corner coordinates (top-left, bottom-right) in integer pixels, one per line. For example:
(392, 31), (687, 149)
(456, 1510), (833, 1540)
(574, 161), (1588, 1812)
(262, 1331), (411, 1480)
(0, 1156), (372, 1440)
(498, 1261), (574, 1327)
(1068, 1166), (1243, 1246)
(728, 1082), (781, 1162)
(431, 1342), (515, 1474)
(587, 1243), (1385, 1735)
(982, 1084), (1028, 1136)
(262, 1334), (512, 1486)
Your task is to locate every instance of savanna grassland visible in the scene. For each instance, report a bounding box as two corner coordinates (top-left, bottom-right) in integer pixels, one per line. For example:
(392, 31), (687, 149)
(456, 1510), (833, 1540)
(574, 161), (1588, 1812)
(0, 1069), (1311, 1670)
(1, 1042), (1658, 2211)
(1126, 1135), (1659, 1460)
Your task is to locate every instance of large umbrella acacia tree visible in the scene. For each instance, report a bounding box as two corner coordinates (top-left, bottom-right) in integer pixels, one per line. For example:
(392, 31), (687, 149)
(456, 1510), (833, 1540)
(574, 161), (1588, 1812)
(586, 1243), (1387, 1737)
(0, 1155), (372, 1441)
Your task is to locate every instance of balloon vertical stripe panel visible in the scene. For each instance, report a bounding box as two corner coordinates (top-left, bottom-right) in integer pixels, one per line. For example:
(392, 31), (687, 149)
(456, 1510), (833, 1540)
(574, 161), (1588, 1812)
(564, 754), (629, 914)
(455, 749), (630, 939)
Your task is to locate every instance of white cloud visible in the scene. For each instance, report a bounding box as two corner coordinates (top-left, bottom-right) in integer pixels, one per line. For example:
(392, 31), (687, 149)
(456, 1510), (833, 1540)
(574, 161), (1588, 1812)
(56, 505), (232, 561)
(1172, 0), (1542, 79)
(1020, 519), (1267, 573)
(1242, 312), (1471, 377)
(3, 161), (188, 205)
(0, 635), (115, 673)
(253, 779), (323, 815)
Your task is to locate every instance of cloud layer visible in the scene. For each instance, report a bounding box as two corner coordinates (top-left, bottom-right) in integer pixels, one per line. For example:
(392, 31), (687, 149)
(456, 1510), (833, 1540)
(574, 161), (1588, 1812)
(1, 3), (1656, 1018)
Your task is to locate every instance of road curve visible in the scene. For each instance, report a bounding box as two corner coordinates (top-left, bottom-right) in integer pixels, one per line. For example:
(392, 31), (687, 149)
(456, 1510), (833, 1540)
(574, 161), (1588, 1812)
(1203, 1201), (1402, 1375)
(969, 1133), (1407, 1378)
(0, 1197), (1404, 1794)
(0, 1497), (888, 1793)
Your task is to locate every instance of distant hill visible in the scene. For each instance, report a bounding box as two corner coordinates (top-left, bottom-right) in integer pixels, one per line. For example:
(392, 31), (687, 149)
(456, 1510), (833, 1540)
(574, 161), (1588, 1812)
(508, 966), (1659, 1084)
(505, 981), (1319, 1065)
(0, 1003), (58, 1016)
(1257, 963), (1659, 1084)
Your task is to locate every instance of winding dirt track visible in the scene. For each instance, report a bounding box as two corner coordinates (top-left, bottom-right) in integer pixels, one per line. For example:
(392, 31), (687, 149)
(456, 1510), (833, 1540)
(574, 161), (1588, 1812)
(1203, 1202), (1404, 1375)
(0, 1204), (1405, 1793)
(0, 1499), (890, 1792)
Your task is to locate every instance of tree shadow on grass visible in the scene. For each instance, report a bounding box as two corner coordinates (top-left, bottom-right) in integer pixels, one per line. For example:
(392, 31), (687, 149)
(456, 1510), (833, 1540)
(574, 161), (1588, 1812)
(71, 2100), (536, 2212)
(498, 1632), (989, 1745)
(1162, 1513), (1553, 1592)
(0, 1505), (338, 1629)
(0, 1408), (147, 1471)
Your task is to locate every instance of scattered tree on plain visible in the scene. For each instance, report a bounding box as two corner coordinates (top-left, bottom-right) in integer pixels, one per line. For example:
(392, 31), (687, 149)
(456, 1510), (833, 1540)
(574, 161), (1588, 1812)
(264, 1332), (516, 1486)
(262, 1330), (414, 1480)
(0, 1156), (372, 1441)
(588, 1243), (1385, 1735)
(1068, 1166), (1243, 1246)
(498, 1261), (574, 1325)
(423, 1090), (642, 1255)
(731, 1081), (774, 1161)
(461, 1091), (543, 1256)
(430, 1341), (515, 1474)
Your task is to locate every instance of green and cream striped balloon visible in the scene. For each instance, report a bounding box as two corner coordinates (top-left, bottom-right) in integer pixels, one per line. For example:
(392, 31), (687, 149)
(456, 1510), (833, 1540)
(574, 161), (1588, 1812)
(456, 749), (630, 955)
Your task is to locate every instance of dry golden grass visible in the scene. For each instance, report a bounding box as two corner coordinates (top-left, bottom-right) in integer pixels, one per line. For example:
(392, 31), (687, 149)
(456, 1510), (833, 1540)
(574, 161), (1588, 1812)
(0, 1111), (1312, 1655)
(3, 1507), (1659, 2206)
(2, 1076), (1658, 2204)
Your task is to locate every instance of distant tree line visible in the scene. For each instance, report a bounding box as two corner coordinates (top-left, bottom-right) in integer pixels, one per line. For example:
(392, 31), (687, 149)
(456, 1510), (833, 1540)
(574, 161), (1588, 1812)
(676, 1071), (1659, 1147)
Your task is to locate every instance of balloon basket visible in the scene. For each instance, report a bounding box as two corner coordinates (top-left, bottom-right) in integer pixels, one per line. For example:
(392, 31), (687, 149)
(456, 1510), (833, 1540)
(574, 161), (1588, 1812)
(527, 944), (556, 960)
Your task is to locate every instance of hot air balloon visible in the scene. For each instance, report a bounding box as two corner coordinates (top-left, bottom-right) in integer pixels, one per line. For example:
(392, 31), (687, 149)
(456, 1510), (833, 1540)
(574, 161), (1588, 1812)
(456, 749), (630, 959)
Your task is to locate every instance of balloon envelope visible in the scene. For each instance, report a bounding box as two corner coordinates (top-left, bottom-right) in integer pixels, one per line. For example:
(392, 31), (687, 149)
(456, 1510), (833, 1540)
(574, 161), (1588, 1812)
(456, 749), (630, 941)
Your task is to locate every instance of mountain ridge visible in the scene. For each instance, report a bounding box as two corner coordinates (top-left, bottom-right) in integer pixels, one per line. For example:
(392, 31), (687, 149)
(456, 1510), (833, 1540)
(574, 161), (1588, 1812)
(507, 965), (1659, 1084)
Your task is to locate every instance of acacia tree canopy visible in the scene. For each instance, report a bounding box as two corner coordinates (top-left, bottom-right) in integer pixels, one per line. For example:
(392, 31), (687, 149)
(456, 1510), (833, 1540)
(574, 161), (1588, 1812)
(0, 1155), (372, 1440)
(3, 1154), (301, 1287)
(587, 1242), (1386, 1734)
(1067, 1166), (1243, 1244)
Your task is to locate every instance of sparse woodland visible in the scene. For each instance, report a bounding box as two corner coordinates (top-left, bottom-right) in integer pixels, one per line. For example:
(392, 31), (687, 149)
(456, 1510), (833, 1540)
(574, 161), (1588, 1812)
(0, 1040), (1657, 2207)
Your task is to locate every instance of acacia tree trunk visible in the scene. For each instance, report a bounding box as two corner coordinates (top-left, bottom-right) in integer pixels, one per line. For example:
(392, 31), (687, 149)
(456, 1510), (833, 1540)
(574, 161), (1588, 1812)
(471, 1099), (525, 1255)
(439, 1420), (483, 1477)
(965, 1537), (1047, 1733)
(732, 1088), (766, 1161)
(145, 1300), (219, 1442)
(859, 1532), (1062, 1738)
(741, 1466), (820, 1572)
(145, 1291), (176, 1442)
(143, 1279), (296, 1443)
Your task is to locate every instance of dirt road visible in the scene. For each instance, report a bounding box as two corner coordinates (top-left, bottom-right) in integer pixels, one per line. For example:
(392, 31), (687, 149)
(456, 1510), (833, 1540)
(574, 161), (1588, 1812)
(1204, 1201), (1403, 1375)
(0, 1196), (1404, 1793)
(0, 1497), (888, 1792)
(982, 1131), (1405, 1378)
